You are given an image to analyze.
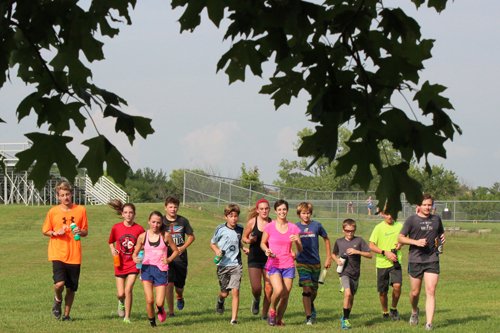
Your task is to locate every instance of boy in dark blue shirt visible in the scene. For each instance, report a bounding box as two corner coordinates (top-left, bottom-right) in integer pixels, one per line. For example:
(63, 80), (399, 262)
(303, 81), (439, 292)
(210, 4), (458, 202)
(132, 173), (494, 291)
(295, 202), (332, 325)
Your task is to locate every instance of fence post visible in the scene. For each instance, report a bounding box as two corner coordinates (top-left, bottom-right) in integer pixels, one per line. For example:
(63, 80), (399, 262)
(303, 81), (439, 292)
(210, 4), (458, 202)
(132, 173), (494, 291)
(183, 170), (186, 207)
(217, 181), (221, 208)
(453, 201), (456, 237)
(249, 183), (252, 207)
(337, 199), (340, 234)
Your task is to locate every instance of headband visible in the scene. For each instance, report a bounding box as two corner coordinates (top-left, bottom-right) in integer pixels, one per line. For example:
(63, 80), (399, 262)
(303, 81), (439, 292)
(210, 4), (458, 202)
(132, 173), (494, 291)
(256, 199), (269, 208)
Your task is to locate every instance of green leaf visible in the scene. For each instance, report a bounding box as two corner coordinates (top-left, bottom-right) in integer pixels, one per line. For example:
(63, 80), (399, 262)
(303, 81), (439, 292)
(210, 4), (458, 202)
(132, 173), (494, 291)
(206, 0), (225, 28)
(79, 135), (130, 186)
(335, 141), (380, 191)
(217, 41), (266, 84)
(103, 105), (155, 144)
(375, 162), (423, 220)
(427, 0), (449, 13)
(14, 133), (78, 190)
(16, 92), (42, 121)
(97, 87), (120, 106)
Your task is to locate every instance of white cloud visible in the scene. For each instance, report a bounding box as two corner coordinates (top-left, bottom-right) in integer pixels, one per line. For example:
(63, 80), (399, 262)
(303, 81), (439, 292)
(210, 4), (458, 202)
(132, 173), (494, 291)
(179, 121), (240, 165)
(276, 126), (297, 157)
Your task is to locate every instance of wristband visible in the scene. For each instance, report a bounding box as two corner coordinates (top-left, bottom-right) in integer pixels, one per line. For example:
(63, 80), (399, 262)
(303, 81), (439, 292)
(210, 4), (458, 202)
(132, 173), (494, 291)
(382, 250), (385, 256)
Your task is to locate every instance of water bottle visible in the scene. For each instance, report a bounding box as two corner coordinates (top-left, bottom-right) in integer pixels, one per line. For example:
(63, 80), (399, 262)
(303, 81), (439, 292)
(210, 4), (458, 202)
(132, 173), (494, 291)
(318, 267), (328, 284)
(136, 250), (144, 269)
(113, 254), (121, 267)
(336, 253), (347, 273)
(264, 253), (276, 272)
(70, 223), (80, 241)
(391, 249), (401, 270)
(214, 250), (226, 264)
(435, 236), (444, 254)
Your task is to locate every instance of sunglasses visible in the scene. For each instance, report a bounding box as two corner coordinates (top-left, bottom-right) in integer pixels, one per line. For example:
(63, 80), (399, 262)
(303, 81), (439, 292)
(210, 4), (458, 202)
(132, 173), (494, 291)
(344, 229), (356, 233)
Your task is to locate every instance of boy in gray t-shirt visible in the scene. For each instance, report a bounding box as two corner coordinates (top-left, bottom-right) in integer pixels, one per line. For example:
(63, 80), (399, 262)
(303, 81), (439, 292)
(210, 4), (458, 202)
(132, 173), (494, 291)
(332, 219), (372, 330)
(398, 194), (445, 331)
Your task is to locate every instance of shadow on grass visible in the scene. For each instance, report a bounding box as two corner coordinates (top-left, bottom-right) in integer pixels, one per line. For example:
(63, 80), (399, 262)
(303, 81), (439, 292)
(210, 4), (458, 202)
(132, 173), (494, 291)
(439, 314), (488, 327)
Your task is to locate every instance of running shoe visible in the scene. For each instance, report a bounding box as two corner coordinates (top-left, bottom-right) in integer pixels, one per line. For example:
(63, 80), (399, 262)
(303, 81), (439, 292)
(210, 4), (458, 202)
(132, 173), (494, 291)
(425, 323), (434, 331)
(341, 316), (351, 330)
(156, 306), (166, 322)
(177, 297), (185, 311)
(123, 318), (131, 323)
(251, 298), (260, 315)
(409, 306), (419, 326)
(306, 318), (313, 325)
(382, 312), (390, 319)
(62, 315), (71, 322)
(261, 315), (268, 320)
(216, 298), (225, 315)
(118, 300), (125, 317)
(52, 298), (62, 320)
(168, 313), (176, 318)
(267, 311), (277, 326)
(230, 319), (238, 324)
(311, 302), (317, 318)
(277, 320), (285, 326)
(390, 308), (401, 321)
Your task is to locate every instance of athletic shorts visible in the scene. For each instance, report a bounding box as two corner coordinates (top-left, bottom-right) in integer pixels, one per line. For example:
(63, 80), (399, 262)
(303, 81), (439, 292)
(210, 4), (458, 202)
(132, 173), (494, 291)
(167, 261), (187, 289)
(217, 265), (243, 293)
(248, 261), (267, 270)
(408, 261), (440, 279)
(269, 267), (295, 279)
(340, 275), (359, 295)
(52, 261), (81, 292)
(377, 267), (402, 292)
(296, 263), (321, 290)
(115, 272), (139, 279)
(140, 265), (168, 286)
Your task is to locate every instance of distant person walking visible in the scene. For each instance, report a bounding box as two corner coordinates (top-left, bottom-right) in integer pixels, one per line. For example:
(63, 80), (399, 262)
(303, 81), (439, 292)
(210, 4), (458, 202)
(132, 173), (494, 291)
(347, 201), (354, 214)
(366, 196), (373, 215)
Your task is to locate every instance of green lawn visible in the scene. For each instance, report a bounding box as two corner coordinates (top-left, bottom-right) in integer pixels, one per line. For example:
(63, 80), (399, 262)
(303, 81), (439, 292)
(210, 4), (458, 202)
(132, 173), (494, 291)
(0, 203), (498, 332)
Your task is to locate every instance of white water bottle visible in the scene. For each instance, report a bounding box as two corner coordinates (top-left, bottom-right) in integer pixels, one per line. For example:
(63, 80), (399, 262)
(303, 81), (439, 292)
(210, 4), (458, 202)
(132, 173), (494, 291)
(337, 253), (348, 273)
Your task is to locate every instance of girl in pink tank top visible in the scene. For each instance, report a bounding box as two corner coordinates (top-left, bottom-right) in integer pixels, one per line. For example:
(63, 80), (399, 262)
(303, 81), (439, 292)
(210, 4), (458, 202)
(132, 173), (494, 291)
(133, 211), (179, 327)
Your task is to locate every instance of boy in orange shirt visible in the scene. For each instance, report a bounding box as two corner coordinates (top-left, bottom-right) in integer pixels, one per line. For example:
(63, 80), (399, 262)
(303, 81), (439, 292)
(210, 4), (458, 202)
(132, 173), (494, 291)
(42, 182), (88, 321)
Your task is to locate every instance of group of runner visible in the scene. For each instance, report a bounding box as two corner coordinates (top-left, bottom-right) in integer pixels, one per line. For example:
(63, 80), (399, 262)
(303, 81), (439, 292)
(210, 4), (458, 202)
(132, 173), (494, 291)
(42, 182), (444, 331)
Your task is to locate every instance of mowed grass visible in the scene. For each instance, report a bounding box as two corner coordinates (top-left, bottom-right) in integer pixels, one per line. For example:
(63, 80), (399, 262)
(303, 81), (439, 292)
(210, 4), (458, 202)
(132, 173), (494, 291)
(0, 203), (499, 332)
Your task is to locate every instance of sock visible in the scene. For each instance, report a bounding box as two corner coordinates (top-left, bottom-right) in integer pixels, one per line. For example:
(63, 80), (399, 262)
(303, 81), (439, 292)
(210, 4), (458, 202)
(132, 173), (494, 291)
(390, 307), (397, 311)
(176, 294), (183, 300)
(218, 296), (224, 304)
(254, 297), (260, 302)
(55, 297), (61, 303)
(306, 315), (311, 320)
(157, 306), (164, 314)
(149, 317), (156, 327)
(343, 308), (351, 319)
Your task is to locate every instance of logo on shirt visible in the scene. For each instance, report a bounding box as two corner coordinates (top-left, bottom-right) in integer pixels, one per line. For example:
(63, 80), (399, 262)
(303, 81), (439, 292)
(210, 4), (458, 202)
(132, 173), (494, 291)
(299, 228), (316, 238)
(385, 232), (395, 236)
(168, 225), (185, 246)
(119, 234), (137, 255)
(420, 221), (433, 231)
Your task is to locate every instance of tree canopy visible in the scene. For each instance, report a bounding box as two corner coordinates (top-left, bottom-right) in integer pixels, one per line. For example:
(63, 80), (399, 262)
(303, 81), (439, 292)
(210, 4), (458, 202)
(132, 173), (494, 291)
(1, 0), (460, 218)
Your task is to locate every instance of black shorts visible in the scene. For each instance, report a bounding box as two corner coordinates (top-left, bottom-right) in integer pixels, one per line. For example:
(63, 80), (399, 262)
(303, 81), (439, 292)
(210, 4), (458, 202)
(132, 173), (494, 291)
(115, 272), (139, 279)
(248, 262), (266, 270)
(377, 267), (402, 292)
(167, 261), (187, 289)
(408, 261), (440, 279)
(52, 261), (81, 292)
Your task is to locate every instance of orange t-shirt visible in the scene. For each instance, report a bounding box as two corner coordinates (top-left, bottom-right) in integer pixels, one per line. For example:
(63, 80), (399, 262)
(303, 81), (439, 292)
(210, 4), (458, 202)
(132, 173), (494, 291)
(42, 204), (88, 264)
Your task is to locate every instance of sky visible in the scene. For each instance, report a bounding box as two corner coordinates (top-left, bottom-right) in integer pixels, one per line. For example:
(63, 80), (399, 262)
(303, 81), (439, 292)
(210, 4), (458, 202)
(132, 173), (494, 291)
(1, 0), (499, 188)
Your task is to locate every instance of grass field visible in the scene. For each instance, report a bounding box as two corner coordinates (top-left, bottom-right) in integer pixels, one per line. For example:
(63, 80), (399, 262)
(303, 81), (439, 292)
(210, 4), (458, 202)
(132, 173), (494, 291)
(1, 203), (499, 332)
